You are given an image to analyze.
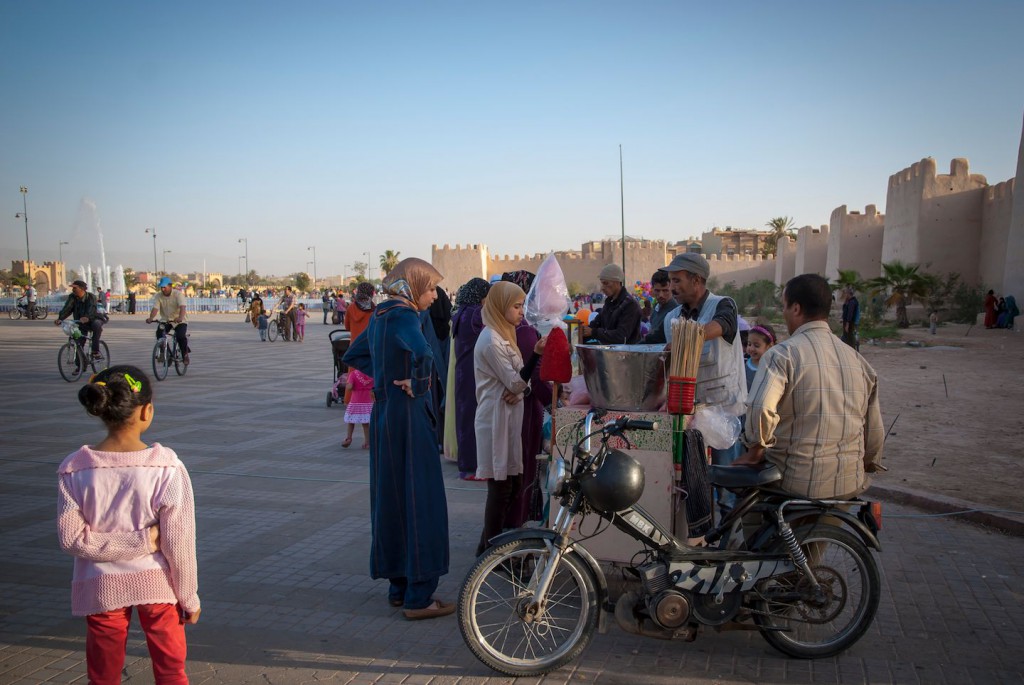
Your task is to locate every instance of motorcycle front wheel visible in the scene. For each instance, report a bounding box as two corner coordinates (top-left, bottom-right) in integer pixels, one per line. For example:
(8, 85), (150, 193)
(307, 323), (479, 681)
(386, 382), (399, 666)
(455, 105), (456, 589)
(752, 524), (880, 658)
(458, 538), (599, 677)
(9, 308), (22, 320)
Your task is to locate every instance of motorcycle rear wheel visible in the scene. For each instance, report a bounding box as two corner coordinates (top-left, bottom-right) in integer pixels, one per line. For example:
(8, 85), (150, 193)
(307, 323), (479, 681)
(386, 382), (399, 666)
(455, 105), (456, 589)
(752, 525), (880, 658)
(458, 538), (598, 677)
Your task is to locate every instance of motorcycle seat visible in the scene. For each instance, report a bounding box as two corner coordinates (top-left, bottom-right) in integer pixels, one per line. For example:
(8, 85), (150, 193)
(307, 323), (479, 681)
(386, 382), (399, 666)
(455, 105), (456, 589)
(710, 463), (782, 489)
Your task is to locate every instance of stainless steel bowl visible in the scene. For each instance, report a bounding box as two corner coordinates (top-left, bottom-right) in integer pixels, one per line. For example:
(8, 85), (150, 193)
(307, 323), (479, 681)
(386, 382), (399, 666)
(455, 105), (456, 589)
(576, 344), (668, 411)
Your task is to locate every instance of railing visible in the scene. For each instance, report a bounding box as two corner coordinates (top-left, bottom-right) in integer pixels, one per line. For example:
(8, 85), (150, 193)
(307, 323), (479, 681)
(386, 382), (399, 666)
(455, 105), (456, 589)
(0, 297), (327, 314)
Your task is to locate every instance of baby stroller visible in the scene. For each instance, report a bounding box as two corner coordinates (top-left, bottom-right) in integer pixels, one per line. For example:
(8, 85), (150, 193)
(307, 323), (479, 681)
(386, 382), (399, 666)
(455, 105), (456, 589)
(326, 329), (352, 407)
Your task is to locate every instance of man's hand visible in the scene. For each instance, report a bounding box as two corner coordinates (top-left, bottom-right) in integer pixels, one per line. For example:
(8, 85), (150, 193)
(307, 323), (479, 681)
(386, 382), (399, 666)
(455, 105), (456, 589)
(54, 319), (62, 326)
(732, 446), (766, 467)
(79, 316), (89, 324)
(580, 325), (592, 338)
(145, 318), (154, 324)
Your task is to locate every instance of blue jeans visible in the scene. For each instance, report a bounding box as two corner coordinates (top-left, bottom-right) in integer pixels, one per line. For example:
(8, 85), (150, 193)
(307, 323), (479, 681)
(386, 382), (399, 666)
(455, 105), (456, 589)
(711, 441), (744, 514)
(388, 576), (440, 610)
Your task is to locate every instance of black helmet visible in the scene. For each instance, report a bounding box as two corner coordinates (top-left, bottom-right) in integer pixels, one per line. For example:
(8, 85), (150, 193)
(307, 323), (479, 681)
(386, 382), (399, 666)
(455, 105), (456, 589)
(580, 449), (645, 514)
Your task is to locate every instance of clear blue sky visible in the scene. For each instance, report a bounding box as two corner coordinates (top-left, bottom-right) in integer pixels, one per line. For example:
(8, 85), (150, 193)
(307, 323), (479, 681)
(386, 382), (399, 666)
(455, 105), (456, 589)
(2, 0), (1022, 280)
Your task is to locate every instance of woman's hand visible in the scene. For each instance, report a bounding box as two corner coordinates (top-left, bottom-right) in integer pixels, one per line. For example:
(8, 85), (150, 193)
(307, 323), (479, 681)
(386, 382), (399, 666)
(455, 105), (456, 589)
(502, 389), (523, 405)
(184, 607), (201, 625)
(147, 524), (160, 553)
(534, 333), (548, 355)
(394, 379), (414, 397)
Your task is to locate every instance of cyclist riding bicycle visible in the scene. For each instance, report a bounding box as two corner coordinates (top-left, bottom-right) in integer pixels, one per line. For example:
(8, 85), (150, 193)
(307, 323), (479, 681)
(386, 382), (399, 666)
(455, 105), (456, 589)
(54, 280), (106, 360)
(146, 277), (191, 365)
(24, 284), (37, 318)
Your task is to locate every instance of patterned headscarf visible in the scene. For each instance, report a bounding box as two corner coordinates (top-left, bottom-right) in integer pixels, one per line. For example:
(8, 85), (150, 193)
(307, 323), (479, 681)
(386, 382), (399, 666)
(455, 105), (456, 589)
(383, 258), (443, 310)
(481, 281), (525, 360)
(455, 278), (490, 309)
(502, 270), (536, 293)
(353, 281), (376, 311)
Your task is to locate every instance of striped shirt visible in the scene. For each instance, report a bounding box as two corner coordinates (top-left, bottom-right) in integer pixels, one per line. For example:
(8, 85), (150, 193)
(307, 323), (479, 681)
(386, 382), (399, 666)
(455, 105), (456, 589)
(743, 320), (884, 499)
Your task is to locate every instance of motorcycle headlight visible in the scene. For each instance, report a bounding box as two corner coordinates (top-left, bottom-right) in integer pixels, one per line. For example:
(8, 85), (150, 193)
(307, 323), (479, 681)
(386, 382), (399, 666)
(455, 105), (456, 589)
(546, 456), (568, 498)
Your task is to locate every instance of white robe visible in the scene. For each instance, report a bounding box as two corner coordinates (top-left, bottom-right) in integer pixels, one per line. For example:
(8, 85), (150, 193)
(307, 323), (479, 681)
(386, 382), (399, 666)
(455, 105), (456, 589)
(473, 328), (528, 480)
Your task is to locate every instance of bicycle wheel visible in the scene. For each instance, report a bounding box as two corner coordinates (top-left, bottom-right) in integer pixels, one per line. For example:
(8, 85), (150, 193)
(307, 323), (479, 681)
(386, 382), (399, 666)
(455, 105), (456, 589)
(459, 538), (599, 677)
(9, 308), (21, 320)
(152, 340), (169, 380)
(267, 319), (279, 341)
(90, 341), (111, 373)
(173, 341), (188, 376)
(752, 525), (881, 659)
(58, 342), (84, 382)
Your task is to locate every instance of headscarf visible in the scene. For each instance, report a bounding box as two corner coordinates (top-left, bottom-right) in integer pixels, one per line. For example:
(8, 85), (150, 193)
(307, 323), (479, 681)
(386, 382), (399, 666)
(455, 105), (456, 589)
(502, 270), (536, 294)
(455, 278), (490, 309)
(481, 281), (525, 359)
(429, 286), (452, 340)
(353, 281), (375, 311)
(383, 257), (443, 310)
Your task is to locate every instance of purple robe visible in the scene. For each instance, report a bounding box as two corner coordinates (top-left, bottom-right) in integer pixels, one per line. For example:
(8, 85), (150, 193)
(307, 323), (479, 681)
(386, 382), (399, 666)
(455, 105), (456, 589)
(452, 304), (485, 475)
(505, 321), (553, 527)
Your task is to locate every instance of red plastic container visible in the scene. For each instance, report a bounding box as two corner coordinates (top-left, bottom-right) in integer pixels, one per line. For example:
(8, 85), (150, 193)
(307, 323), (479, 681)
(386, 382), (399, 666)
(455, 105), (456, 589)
(667, 376), (696, 415)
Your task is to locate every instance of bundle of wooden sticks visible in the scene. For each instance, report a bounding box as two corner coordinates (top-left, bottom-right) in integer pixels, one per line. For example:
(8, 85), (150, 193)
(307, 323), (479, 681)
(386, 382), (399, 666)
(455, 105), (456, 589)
(669, 318), (704, 378)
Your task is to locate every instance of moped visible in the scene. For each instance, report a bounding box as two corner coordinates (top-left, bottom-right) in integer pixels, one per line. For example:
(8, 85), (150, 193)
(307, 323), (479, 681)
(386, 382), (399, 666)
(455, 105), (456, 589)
(458, 410), (882, 676)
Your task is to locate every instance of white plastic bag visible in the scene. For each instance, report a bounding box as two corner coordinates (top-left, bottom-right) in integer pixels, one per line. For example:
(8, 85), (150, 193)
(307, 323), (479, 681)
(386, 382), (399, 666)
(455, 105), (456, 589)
(689, 404), (741, 449)
(524, 253), (571, 335)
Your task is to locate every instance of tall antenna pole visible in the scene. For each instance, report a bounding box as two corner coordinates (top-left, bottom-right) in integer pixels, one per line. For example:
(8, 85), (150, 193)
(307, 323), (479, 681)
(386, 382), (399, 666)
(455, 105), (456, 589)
(619, 145), (626, 282)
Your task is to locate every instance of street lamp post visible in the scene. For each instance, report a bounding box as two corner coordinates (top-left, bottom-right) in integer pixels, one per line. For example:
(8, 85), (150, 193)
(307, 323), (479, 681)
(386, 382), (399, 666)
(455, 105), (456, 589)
(365, 251), (372, 280)
(307, 246), (317, 290)
(59, 241), (69, 262)
(238, 238), (248, 285)
(162, 249), (172, 274)
(15, 186), (30, 264)
(238, 256), (244, 281)
(145, 228), (158, 275)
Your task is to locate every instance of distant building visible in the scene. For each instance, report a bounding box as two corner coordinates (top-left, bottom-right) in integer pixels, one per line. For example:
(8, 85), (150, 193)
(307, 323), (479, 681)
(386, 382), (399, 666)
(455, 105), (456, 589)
(11, 260), (66, 294)
(700, 227), (772, 257)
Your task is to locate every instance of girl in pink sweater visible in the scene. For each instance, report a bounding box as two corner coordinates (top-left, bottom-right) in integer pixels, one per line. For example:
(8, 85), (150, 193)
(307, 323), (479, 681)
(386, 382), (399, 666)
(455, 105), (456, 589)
(57, 365), (200, 685)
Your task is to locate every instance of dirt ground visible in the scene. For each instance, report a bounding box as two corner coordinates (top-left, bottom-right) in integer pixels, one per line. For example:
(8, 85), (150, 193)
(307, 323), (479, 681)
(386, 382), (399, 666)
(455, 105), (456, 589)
(855, 322), (1024, 512)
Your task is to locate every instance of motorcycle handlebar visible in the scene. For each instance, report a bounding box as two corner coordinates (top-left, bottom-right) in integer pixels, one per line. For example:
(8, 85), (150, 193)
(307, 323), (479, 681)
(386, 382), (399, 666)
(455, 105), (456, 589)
(602, 416), (659, 433)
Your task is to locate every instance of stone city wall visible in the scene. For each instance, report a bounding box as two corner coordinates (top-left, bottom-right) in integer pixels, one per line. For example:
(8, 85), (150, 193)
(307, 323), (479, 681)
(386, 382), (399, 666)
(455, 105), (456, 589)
(1005, 114), (1024, 298)
(825, 204), (885, 282)
(979, 179), (1016, 291)
(795, 225), (829, 277)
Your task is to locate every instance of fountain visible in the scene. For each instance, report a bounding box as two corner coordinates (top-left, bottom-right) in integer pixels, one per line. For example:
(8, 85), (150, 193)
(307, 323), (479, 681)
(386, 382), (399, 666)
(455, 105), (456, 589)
(112, 265), (126, 296)
(72, 199), (112, 293)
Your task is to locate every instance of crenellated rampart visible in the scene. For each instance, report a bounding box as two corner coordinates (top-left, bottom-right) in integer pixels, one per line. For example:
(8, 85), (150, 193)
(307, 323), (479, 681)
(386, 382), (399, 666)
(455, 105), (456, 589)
(980, 178), (1016, 290)
(826, 205), (885, 282)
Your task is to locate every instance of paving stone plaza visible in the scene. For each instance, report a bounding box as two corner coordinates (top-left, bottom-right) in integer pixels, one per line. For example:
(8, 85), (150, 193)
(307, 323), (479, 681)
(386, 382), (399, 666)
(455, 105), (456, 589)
(1, 315), (1022, 684)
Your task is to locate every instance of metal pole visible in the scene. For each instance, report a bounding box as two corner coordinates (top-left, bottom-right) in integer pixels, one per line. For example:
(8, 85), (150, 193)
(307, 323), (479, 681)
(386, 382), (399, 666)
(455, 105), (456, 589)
(619, 145), (626, 283)
(146, 228), (158, 274)
(238, 238), (248, 285)
(365, 251), (371, 280)
(163, 250), (171, 274)
(59, 241), (69, 262)
(307, 246), (317, 289)
(18, 186), (30, 264)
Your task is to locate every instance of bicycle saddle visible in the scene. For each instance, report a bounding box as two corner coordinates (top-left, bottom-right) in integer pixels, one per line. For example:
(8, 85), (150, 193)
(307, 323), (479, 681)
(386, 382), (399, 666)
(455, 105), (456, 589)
(709, 462), (781, 489)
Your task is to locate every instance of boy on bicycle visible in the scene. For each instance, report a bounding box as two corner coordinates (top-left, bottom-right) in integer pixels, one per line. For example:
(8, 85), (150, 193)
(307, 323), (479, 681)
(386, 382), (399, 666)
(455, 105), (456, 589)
(146, 277), (191, 364)
(54, 280), (105, 359)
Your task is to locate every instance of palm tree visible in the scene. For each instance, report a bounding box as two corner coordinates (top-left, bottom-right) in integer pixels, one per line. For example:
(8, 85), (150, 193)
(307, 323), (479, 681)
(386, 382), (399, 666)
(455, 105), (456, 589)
(379, 250), (401, 276)
(762, 217), (795, 257)
(867, 261), (929, 328)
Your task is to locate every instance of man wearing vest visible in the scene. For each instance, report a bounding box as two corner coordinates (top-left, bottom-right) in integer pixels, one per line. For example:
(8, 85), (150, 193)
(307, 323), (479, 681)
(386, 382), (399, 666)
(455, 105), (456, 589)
(662, 253), (747, 518)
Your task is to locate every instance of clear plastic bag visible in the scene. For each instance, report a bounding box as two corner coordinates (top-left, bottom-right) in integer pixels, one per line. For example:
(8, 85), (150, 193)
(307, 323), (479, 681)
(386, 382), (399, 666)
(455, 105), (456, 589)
(524, 253), (571, 335)
(689, 404), (741, 449)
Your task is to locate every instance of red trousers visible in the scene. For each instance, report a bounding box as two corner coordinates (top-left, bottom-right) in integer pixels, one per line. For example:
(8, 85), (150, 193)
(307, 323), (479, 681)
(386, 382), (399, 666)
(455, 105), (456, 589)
(86, 603), (188, 685)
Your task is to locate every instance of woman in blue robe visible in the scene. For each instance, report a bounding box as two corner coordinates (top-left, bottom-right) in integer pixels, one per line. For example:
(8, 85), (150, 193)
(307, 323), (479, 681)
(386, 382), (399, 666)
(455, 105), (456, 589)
(343, 258), (454, 620)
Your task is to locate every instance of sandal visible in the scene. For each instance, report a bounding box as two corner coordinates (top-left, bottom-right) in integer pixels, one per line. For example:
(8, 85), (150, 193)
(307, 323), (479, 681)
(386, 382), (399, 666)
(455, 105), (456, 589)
(403, 598), (455, 621)
(341, 437), (352, 448)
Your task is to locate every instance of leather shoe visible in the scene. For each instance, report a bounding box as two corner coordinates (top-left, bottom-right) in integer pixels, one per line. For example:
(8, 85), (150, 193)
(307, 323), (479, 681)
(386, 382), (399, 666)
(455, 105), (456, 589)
(403, 598), (455, 621)
(388, 597), (404, 607)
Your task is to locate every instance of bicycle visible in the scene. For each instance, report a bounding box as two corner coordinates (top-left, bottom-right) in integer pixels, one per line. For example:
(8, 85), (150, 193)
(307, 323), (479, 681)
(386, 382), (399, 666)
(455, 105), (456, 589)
(57, 321), (110, 382)
(150, 321), (189, 381)
(10, 298), (49, 320)
(265, 310), (284, 342)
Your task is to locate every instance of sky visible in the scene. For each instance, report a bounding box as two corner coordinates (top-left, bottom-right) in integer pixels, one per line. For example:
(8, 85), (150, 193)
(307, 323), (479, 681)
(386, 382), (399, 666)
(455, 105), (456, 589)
(2, 0), (1023, 281)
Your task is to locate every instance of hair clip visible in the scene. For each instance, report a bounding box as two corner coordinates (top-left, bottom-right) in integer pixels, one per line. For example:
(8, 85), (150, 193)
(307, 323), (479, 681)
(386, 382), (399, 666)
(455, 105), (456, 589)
(123, 373), (142, 393)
